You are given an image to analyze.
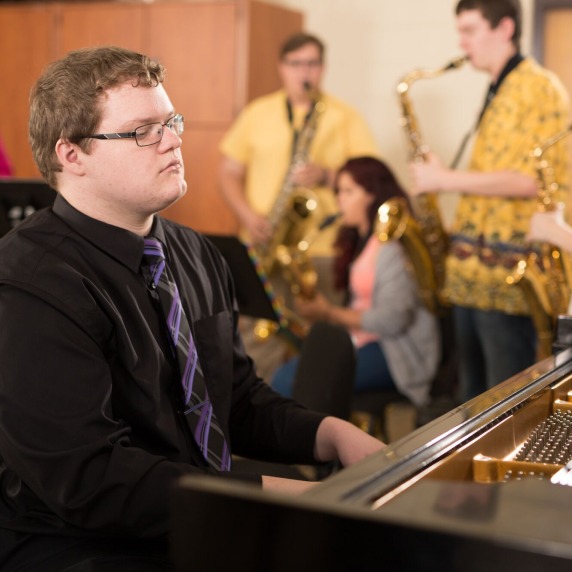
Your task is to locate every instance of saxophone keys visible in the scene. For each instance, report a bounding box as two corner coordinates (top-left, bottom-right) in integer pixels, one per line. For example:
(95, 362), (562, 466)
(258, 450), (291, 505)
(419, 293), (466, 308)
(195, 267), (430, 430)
(275, 245), (292, 266)
(315, 101), (326, 113)
(253, 319), (279, 342)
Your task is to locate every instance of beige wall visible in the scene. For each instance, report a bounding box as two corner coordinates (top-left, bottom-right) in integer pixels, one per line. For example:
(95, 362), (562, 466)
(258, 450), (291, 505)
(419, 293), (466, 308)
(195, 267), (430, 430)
(264, 0), (535, 225)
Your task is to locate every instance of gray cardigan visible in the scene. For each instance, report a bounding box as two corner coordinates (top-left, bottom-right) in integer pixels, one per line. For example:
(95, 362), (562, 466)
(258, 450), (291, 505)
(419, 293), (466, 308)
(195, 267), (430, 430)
(360, 241), (440, 406)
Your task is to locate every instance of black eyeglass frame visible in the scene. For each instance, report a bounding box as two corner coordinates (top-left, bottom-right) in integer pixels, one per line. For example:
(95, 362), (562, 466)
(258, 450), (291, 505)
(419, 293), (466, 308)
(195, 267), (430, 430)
(81, 114), (184, 147)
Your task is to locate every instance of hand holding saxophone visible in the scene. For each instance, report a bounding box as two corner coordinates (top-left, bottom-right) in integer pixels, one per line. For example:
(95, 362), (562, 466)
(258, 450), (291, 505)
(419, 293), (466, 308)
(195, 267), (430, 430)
(290, 161), (330, 188)
(408, 151), (450, 196)
(528, 202), (572, 253)
(294, 291), (331, 322)
(239, 208), (273, 245)
(294, 291), (363, 331)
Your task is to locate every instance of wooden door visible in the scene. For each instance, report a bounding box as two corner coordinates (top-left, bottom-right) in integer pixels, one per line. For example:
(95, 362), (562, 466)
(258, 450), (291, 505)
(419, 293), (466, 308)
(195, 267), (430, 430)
(147, 2), (237, 124)
(0, 0), (303, 234)
(58, 2), (145, 55)
(535, 1), (572, 217)
(152, 1), (302, 234)
(147, 2), (239, 233)
(246, 0), (303, 102)
(0, 4), (54, 177)
(543, 9), (572, 109)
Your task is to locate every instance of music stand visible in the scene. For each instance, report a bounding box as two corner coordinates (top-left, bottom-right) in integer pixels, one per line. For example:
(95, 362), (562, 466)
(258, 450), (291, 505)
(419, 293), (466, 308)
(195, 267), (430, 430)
(205, 234), (279, 322)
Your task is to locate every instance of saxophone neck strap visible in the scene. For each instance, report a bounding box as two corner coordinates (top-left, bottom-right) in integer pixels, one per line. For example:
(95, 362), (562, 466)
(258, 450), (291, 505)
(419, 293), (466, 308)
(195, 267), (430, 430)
(245, 243), (290, 330)
(286, 98), (315, 156)
(450, 53), (524, 169)
(478, 52), (524, 125)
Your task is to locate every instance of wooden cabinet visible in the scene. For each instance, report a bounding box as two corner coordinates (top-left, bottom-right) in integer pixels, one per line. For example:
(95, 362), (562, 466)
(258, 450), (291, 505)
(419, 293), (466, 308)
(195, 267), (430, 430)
(0, 0), (303, 233)
(0, 3), (53, 178)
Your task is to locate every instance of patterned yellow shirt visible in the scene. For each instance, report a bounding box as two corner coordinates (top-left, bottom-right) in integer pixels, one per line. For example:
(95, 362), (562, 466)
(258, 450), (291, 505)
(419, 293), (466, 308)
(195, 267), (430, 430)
(219, 90), (379, 255)
(444, 58), (570, 315)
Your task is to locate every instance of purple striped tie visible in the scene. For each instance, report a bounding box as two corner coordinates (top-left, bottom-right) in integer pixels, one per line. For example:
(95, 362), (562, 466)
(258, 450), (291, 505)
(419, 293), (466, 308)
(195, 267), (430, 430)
(142, 237), (231, 471)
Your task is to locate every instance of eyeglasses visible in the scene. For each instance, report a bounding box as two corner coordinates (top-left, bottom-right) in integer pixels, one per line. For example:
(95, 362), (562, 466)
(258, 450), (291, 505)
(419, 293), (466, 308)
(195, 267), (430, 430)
(283, 59), (322, 69)
(82, 114), (184, 147)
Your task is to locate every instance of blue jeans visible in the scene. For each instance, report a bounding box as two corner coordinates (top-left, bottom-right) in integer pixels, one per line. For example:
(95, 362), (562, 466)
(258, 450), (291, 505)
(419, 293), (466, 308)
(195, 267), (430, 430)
(453, 306), (537, 403)
(271, 341), (397, 398)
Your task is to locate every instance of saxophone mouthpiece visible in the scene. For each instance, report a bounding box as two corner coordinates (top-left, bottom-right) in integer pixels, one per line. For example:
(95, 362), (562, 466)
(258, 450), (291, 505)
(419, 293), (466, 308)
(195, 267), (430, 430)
(447, 55), (468, 70)
(303, 81), (312, 92)
(319, 212), (341, 230)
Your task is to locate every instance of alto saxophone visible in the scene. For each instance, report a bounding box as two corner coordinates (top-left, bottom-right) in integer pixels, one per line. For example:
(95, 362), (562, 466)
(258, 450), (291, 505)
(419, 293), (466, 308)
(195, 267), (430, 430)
(506, 125), (572, 359)
(258, 82), (326, 282)
(252, 213), (340, 349)
(377, 56), (466, 313)
(252, 83), (327, 346)
(275, 212), (341, 300)
(257, 83), (326, 290)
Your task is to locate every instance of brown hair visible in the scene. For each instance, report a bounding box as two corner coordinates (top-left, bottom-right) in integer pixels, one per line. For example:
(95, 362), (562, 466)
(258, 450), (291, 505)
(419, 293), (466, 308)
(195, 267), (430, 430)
(29, 46), (165, 188)
(332, 157), (410, 291)
(455, 0), (521, 49)
(279, 33), (325, 62)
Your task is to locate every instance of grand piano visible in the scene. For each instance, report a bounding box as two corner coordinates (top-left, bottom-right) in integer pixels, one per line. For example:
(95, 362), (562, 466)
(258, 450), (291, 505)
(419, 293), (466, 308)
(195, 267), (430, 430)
(171, 329), (572, 571)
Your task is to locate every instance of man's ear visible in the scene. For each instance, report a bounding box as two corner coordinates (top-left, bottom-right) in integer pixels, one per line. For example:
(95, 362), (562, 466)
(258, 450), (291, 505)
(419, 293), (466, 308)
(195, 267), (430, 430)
(497, 16), (516, 43)
(55, 138), (86, 176)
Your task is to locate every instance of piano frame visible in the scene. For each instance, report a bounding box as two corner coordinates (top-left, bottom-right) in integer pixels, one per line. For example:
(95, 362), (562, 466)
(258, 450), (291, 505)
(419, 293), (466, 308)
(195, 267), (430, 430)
(171, 348), (572, 571)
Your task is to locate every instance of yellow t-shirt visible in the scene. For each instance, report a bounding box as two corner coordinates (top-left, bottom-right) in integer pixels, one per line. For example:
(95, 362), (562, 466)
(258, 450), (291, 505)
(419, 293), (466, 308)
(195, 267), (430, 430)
(219, 89), (380, 255)
(444, 58), (570, 315)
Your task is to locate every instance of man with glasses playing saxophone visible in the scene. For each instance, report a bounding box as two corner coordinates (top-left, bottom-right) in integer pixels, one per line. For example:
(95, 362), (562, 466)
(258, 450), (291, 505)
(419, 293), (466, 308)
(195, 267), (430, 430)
(409, 0), (570, 403)
(218, 32), (379, 383)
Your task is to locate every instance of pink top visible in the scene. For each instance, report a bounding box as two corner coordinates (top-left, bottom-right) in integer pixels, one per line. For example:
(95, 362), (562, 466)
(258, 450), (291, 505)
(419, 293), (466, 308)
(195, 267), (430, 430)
(349, 235), (381, 348)
(0, 137), (12, 176)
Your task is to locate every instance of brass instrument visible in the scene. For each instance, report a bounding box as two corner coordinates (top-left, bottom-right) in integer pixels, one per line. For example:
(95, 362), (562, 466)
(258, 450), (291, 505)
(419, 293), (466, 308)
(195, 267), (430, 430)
(378, 56), (466, 313)
(257, 82), (326, 280)
(506, 125), (572, 359)
(375, 197), (437, 312)
(252, 83), (327, 345)
(275, 212), (341, 300)
(253, 213), (341, 348)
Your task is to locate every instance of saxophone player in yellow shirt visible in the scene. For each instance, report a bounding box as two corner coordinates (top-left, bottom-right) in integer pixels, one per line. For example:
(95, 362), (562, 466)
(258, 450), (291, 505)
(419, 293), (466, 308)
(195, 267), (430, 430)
(218, 32), (380, 382)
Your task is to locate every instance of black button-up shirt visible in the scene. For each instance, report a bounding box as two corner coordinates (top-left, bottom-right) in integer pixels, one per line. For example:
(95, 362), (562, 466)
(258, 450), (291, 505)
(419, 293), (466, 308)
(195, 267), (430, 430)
(0, 195), (323, 548)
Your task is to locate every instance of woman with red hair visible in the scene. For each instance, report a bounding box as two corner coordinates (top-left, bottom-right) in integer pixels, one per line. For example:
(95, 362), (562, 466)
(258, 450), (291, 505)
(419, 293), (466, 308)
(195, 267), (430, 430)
(271, 156), (440, 408)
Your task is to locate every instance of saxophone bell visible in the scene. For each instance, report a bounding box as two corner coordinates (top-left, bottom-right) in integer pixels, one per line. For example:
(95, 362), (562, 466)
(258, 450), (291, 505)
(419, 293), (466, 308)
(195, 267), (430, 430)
(375, 197), (438, 313)
(274, 211), (340, 304)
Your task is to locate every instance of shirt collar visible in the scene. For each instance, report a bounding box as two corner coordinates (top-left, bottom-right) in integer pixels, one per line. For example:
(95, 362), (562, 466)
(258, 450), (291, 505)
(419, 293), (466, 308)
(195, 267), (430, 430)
(52, 193), (165, 273)
(478, 53), (524, 125)
(491, 52), (524, 93)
